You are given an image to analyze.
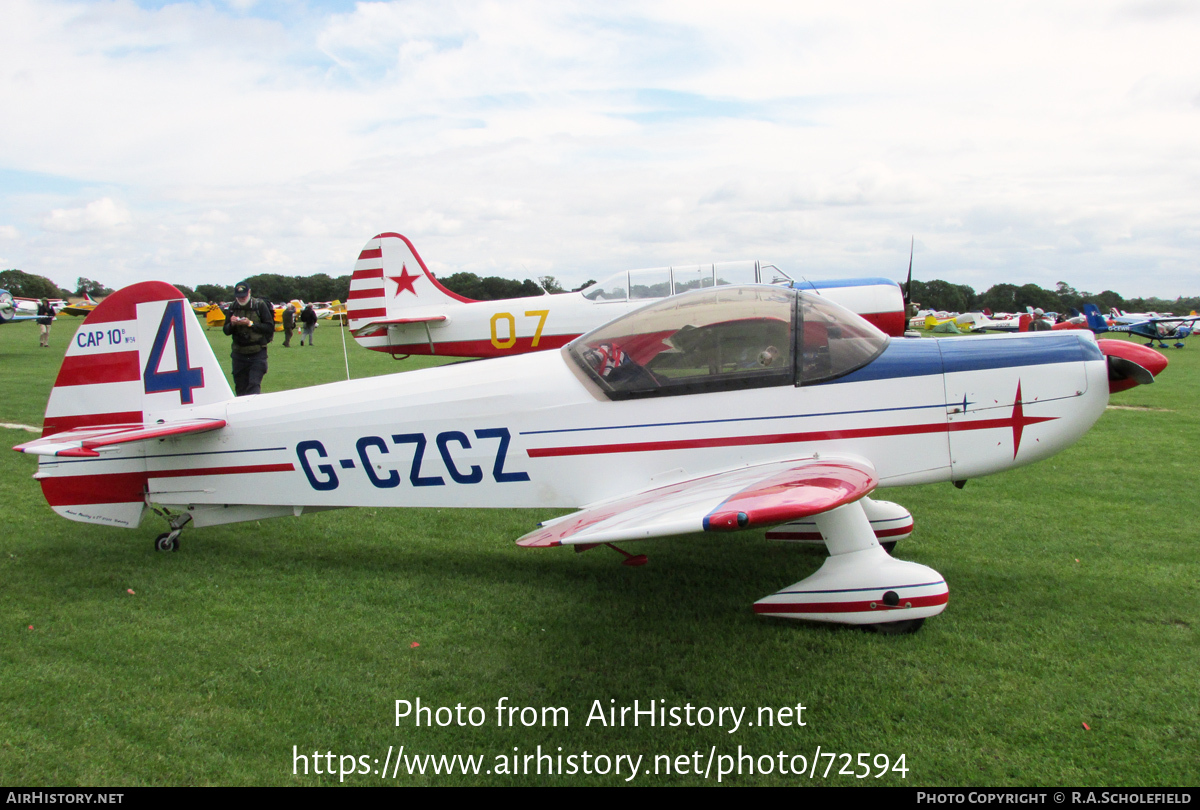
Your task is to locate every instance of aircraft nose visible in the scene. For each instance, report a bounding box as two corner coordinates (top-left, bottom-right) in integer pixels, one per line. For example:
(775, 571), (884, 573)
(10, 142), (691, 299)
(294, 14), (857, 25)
(1098, 339), (1168, 394)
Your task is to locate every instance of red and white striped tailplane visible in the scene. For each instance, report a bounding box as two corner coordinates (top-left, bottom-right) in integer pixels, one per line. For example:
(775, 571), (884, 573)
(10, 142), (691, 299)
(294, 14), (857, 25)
(36, 282), (232, 527)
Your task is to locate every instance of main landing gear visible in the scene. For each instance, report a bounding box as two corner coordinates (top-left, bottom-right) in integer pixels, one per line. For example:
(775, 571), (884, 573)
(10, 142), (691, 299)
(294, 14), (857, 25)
(153, 512), (192, 552)
(754, 499), (948, 633)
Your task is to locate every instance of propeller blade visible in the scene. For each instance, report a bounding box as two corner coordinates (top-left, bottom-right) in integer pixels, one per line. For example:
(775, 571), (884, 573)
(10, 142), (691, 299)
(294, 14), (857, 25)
(903, 237), (914, 308)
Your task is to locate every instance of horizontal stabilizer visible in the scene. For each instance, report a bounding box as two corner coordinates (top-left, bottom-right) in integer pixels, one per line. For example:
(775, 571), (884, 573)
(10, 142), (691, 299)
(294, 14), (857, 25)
(350, 314), (448, 338)
(14, 418), (226, 458)
(517, 457), (876, 547)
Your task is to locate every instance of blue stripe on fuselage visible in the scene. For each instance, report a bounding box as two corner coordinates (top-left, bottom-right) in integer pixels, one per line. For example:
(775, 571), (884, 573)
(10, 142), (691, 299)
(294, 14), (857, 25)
(825, 338), (942, 384)
(827, 333), (1098, 385)
(792, 277), (899, 291)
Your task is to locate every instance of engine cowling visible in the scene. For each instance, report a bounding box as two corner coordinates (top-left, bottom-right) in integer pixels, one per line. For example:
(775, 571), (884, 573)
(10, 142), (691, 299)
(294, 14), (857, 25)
(1098, 339), (1167, 394)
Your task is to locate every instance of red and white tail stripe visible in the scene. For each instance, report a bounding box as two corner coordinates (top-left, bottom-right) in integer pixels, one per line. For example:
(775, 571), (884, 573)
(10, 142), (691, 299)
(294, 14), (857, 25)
(347, 233), (473, 345)
(35, 282), (231, 527)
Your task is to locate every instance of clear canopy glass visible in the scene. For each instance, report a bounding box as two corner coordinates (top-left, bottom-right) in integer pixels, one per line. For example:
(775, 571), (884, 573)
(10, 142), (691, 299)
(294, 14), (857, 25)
(569, 286), (888, 399)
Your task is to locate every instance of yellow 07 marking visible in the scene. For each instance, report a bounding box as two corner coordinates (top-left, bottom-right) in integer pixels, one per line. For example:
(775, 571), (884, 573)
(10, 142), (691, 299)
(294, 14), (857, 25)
(525, 310), (549, 347)
(490, 312), (517, 348)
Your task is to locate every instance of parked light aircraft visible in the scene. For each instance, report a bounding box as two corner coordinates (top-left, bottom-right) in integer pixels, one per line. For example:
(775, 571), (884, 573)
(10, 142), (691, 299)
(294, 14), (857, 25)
(0, 290), (67, 323)
(1085, 305), (1198, 348)
(14, 281), (1166, 632)
(0, 289), (31, 324)
(347, 233), (908, 358)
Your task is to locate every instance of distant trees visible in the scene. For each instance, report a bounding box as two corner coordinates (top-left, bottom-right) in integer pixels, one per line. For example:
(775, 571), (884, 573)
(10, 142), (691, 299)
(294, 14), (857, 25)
(195, 283), (232, 303)
(0, 269), (69, 299)
(438, 272), (546, 300)
(909, 279), (976, 314)
(237, 273), (350, 304)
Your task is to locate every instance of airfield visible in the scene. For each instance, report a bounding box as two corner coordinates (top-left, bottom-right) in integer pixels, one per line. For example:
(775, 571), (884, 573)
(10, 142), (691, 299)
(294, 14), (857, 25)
(1, 318), (1196, 786)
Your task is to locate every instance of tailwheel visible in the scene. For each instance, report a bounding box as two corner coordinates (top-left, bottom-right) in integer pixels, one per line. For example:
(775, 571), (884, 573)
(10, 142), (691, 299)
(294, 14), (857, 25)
(151, 511), (191, 552)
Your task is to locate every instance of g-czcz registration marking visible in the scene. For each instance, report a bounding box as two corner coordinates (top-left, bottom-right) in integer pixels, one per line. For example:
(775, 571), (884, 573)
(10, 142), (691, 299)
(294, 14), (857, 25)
(296, 428), (530, 492)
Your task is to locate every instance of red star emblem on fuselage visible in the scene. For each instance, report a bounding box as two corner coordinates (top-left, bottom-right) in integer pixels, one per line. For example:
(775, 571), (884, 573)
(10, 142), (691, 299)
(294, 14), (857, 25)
(1008, 380), (1056, 459)
(389, 265), (419, 297)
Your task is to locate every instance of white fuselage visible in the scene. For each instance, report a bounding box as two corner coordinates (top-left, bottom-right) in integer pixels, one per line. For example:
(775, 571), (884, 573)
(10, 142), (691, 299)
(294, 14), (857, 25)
(36, 331), (1110, 527)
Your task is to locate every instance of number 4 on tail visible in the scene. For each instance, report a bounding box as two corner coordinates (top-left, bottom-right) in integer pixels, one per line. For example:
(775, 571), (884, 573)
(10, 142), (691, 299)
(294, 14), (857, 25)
(144, 300), (204, 404)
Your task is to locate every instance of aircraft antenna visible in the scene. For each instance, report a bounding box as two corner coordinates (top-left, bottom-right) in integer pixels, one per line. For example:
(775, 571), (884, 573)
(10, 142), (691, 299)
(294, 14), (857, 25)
(339, 309), (351, 381)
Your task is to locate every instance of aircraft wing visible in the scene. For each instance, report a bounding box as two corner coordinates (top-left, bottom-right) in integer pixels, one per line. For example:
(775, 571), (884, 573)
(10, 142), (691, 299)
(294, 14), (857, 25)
(350, 314), (448, 338)
(57, 304), (97, 317)
(517, 457), (876, 547)
(1147, 314), (1200, 325)
(14, 418), (226, 458)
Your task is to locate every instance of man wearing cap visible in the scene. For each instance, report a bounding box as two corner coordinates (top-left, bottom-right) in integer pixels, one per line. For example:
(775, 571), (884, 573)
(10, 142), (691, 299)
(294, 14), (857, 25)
(223, 282), (275, 396)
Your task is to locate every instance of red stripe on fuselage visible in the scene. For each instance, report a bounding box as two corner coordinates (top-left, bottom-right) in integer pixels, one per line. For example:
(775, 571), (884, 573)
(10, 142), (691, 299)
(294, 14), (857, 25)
(40, 463), (296, 506)
(526, 414), (1056, 458)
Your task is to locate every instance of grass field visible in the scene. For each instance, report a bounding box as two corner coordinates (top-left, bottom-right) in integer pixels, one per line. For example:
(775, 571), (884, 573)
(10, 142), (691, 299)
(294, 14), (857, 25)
(1, 318), (1196, 786)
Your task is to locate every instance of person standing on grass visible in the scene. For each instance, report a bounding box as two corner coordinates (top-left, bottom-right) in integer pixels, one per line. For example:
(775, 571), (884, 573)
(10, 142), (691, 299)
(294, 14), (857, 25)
(282, 302), (296, 347)
(299, 303), (317, 346)
(223, 282), (274, 396)
(36, 298), (53, 347)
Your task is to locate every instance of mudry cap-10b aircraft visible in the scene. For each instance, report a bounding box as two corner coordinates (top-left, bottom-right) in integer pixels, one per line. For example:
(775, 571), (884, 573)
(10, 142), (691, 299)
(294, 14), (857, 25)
(15, 281), (1166, 632)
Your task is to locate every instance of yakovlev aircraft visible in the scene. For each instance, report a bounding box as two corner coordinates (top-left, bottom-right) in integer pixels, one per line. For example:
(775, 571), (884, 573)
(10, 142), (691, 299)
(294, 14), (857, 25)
(1085, 304), (1198, 348)
(347, 233), (908, 358)
(14, 281), (1166, 632)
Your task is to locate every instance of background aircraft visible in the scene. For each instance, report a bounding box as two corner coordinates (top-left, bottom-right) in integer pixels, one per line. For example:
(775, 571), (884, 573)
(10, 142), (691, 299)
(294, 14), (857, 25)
(0, 289), (58, 324)
(346, 233), (908, 358)
(14, 281), (1165, 633)
(1084, 304), (1199, 348)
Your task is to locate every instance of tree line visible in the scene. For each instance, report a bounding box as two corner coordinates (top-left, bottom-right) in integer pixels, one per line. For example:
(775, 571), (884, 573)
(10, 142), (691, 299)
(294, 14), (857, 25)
(2, 267), (1195, 314)
(908, 279), (1199, 316)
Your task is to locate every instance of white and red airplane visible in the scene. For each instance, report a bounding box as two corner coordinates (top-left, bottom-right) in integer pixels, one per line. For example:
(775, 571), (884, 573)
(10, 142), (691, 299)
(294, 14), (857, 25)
(0, 290), (64, 324)
(347, 233), (908, 358)
(14, 281), (1166, 632)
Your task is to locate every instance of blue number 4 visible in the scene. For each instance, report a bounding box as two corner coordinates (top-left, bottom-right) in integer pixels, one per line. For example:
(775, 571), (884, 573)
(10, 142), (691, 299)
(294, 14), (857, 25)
(144, 300), (204, 404)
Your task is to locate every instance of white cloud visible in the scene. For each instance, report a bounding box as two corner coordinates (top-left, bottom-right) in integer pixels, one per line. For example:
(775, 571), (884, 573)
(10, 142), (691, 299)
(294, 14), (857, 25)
(41, 198), (132, 232)
(0, 225), (20, 239)
(0, 1), (1197, 296)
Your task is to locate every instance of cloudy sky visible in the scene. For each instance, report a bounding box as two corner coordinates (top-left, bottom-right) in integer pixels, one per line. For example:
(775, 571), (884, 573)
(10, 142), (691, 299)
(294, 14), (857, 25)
(1, 0), (1198, 298)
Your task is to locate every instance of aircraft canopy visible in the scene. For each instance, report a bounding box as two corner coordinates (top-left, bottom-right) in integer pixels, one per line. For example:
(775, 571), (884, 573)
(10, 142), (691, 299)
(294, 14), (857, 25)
(569, 286), (888, 400)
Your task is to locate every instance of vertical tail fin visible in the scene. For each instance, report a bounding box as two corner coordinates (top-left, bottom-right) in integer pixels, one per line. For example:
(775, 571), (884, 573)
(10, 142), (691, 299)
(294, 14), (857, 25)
(347, 233), (475, 353)
(1082, 304), (1108, 333)
(44, 282), (231, 437)
(31, 282), (231, 528)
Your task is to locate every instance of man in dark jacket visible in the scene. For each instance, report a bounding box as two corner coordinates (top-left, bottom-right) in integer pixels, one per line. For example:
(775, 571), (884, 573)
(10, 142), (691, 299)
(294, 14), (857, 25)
(36, 298), (54, 347)
(282, 303), (296, 347)
(299, 303), (317, 346)
(223, 282), (274, 395)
